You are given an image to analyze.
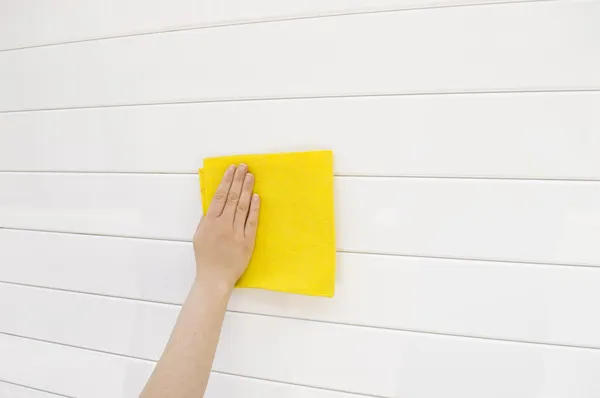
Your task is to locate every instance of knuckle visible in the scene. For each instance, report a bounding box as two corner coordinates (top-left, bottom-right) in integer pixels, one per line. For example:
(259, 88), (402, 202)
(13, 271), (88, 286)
(234, 173), (245, 182)
(227, 191), (239, 202)
(247, 219), (257, 228)
(236, 202), (248, 213)
(213, 191), (227, 202)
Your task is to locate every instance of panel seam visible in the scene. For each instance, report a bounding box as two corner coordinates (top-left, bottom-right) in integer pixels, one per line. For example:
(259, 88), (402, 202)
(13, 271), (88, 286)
(3, 171), (600, 183)
(1, 281), (599, 351)
(1, 87), (598, 115)
(0, 379), (72, 397)
(0, 332), (387, 398)
(0, 0), (556, 53)
(1, 227), (599, 270)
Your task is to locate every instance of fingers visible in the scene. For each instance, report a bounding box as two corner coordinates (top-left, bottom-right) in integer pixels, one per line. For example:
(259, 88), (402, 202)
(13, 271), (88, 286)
(221, 163), (248, 220)
(206, 165), (236, 218)
(245, 193), (260, 239)
(233, 172), (254, 233)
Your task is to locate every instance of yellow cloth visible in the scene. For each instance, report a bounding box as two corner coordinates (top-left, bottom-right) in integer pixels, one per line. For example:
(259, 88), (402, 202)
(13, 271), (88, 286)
(199, 150), (336, 297)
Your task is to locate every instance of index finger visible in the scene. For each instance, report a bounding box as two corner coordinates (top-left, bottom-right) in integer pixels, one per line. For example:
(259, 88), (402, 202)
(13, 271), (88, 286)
(206, 165), (236, 218)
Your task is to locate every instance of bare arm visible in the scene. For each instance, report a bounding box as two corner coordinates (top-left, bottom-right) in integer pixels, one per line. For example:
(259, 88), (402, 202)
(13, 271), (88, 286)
(141, 164), (260, 398)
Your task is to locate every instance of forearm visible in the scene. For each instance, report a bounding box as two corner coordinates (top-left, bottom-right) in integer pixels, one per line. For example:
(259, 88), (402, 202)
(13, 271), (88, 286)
(141, 164), (259, 397)
(140, 279), (232, 398)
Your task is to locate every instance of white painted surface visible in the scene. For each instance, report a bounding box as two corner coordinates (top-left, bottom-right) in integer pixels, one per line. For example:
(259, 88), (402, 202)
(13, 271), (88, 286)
(3, 284), (600, 398)
(1, 2), (599, 111)
(1, 1), (600, 397)
(0, 382), (62, 398)
(0, 0), (533, 51)
(2, 229), (600, 348)
(1, 92), (599, 178)
(205, 373), (366, 398)
(0, 334), (154, 398)
(0, 285), (398, 396)
(0, 334), (362, 398)
(2, 173), (600, 266)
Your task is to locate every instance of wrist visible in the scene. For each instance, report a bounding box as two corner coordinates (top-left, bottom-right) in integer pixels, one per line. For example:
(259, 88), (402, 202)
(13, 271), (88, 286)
(194, 271), (235, 298)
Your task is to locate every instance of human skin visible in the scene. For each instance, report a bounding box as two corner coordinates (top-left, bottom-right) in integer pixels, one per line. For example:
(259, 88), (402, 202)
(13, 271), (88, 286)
(141, 164), (260, 398)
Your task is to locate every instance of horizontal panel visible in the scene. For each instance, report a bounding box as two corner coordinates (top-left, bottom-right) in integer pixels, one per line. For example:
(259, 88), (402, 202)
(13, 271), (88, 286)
(3, 286), (600, 398)
(204, 373), (366, 398)
(1, 1), (598, 111)
(394, 333), (600, 398)
(0, 173), (202, 240)
(0, 382), (62, 398)
(0, 335), (358, 398)
(0, 0), (530, 51)
(0, 282), (176, 359)
(2, 229), (600, 348)
(0, 334), (153, 398)
(0, 284), (397, 396)
(1, 173), (600, 266)
(0, 229), (196, 304)
(1, 92), (599, 179)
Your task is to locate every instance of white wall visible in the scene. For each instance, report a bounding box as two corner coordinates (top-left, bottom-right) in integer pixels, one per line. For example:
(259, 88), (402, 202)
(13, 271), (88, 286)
(1, 1), (600, 397)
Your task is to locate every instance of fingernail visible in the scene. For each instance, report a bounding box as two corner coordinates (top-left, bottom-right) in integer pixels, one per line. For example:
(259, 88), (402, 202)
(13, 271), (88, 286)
(253, 193), (259, 200)
(228, 164), (236, 171)
(246, 173), (253, 179)
(240, 164), (248, 171)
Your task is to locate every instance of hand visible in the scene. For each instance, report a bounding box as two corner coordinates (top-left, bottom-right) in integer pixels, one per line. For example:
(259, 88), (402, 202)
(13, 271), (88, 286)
(193, 164), (260, 292)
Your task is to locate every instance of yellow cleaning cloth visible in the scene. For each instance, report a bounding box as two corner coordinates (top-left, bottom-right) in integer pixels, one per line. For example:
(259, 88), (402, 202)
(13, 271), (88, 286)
(199, 150), (335, 297)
